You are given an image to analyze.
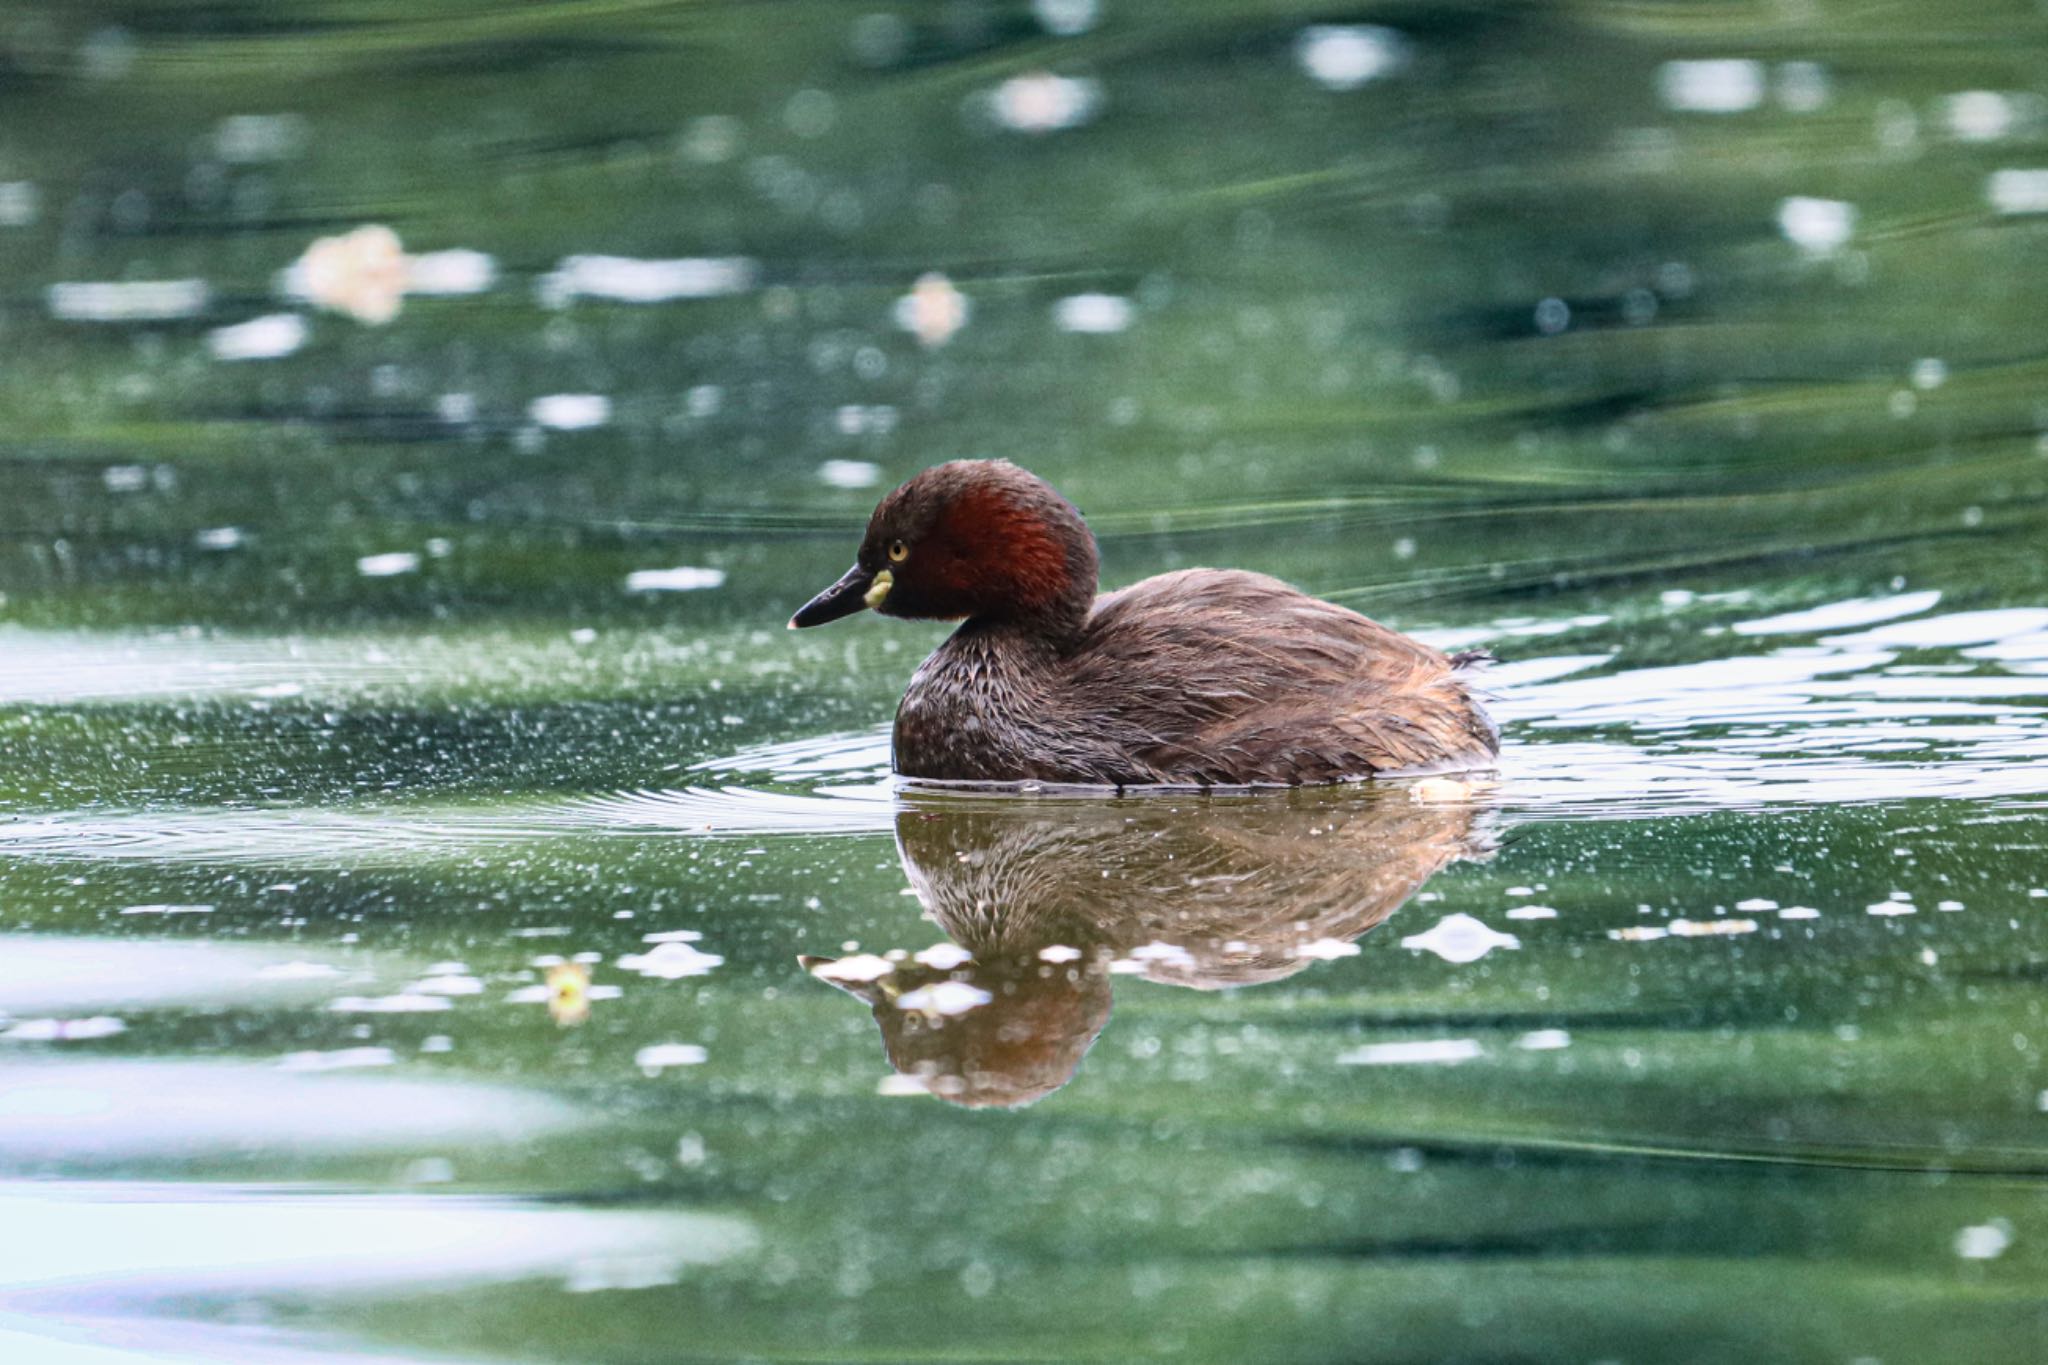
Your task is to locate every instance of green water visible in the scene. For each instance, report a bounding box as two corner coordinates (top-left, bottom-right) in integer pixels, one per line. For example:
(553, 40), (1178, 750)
(4, 2), (2048, 1361)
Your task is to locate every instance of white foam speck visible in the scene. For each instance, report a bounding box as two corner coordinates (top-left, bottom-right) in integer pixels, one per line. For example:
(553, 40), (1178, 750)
(1337, 1038), (1482, 1066)
(356, 552), (420, 578)
(195, 526), (245, 551)
(538, 255), (756, 306)
(1866, 902), (1916, 916)
(1, 1016), (127, 1042)
(1294, 25), (1408, 91)
(989, 72), (1101, 133)
(1988, 168), (2048, 215)
(635, 1043), (708, 1073)
(913, 943), (974, 970)
(1400, 913), (1519, 964)
(1778, 907), (1821, 920)
(817, 459), (882, 489)
(327, 993), (451, 1014)
(528, 393), (612, 430)
(1735, 898), (1779, 911)
(810, 954), (893, 985)
(617, 941), (722, 980)
(1955, 1221), (2012, 1260)
(1053, 293), (1134, 334)
(207, 312), (307, 361)
(894, 981), (992, 1016)
(1657, 59), (1765, 113)
(1777, 196), (1854, 255)
(277, 1046), (395, 1072)
(1505, 905), (1559, 921)
(1515, 1029), (1571, 1051)
(406, 248), (497, 295)
(49, 278), (210, 322)
(624, 566), (725, 593)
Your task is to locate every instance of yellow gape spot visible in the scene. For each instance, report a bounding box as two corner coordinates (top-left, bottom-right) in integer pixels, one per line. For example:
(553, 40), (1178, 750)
(863, 569), (894, 609)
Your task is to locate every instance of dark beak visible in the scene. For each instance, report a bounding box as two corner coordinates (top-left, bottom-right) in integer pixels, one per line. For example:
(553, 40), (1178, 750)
(788, 563), (875, 629)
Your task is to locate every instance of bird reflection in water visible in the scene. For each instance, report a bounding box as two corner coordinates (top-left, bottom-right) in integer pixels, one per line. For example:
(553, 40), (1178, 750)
(802, 781), (1497, 1108)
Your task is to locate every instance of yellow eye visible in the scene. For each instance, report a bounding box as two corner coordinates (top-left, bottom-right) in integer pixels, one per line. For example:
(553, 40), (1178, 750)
(887, 539), (910, 563)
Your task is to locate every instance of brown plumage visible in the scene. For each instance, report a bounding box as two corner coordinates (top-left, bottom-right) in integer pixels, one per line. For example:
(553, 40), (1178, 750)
(790, 460), (1498, 787)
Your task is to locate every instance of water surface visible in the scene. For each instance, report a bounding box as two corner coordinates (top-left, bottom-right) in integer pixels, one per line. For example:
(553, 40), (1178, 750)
(3, 2), (2047, 1361)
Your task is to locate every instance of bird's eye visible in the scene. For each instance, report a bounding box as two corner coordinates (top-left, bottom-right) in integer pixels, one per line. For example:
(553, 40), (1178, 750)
(887, 539), (910, 563)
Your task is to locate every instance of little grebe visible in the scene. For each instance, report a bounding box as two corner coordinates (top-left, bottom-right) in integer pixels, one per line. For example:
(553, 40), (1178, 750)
(790, 460), (1498, 786)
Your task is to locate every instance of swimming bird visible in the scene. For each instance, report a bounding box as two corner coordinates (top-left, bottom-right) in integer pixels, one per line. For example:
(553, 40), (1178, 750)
(789, 460), (1497, 786)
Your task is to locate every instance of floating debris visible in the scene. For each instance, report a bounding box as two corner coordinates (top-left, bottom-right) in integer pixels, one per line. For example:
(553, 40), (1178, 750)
(624, 566), (726, 593)
(1657, 59), (1764, 113)
(528, 393), (612, 431)
(1, 1016), (127, 1042)
(538, 254), (757, 307)
(1988, 168), (2048, 215)
(277, 1047), (395, 1072)
(356, 552), (421, 579)
(913, 943), (973, 970)
(1515, 1029), (1571, 1051)
(1052, 293), (1133, 334)
(1337, 1038), (1482, 1066)
(283, 225), (407, 324)
(616, 941), (724, 979)
(1295, 25), (1408, 92)
(1778, 196), (1854, 256)
(215, 113), (307, 163)
(1400, 913), (1519, 963)
(894, 981), (993, 1016)
(818, 459), (882, 490)
(810, 954), (894, 984)
(1955, 1221), (2012, 1260)
(49, 278), (209, 322)
(893, 272), (969, 347)
(635, 1042), (709, 1073)
(988, 72), (1101, 133)
(1668, 918), (1758, 937)
(206, 312), (307, 361)
(328, 993), (450, 1013)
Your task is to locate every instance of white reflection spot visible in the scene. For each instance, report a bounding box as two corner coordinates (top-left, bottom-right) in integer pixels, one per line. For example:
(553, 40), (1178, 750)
(1955, 1221), (2012, 1260)
(617, 941), (724, 979)
(1516, 1029), (1571, 1051)
(1337, 1038), (1481, 1066)
(635, 1043), (708, 1073)
(894, 981), (992, 1016)
(1400, 913), (1519, 964)
(206, 312), (306, 361)
(624, 566), (726, 593)
(1505, 905), (1559, 920)
(1778, 197), (1854, 255)
(1053, 293), (1133, 333)
(913, 943), (973, 970)
(1295, 26), (1408, 91)
(818, 458), (882, 489)
(893, 272), (970, 347)
(528, 393), (612, 430)
(1657, 59), (1764, 113)
(355, 552), (420, 578)
(989, 72), (1101, 133)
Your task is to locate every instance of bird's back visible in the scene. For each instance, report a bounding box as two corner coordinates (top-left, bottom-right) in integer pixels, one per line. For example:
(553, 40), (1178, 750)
(1063, 569), (1497, 785)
